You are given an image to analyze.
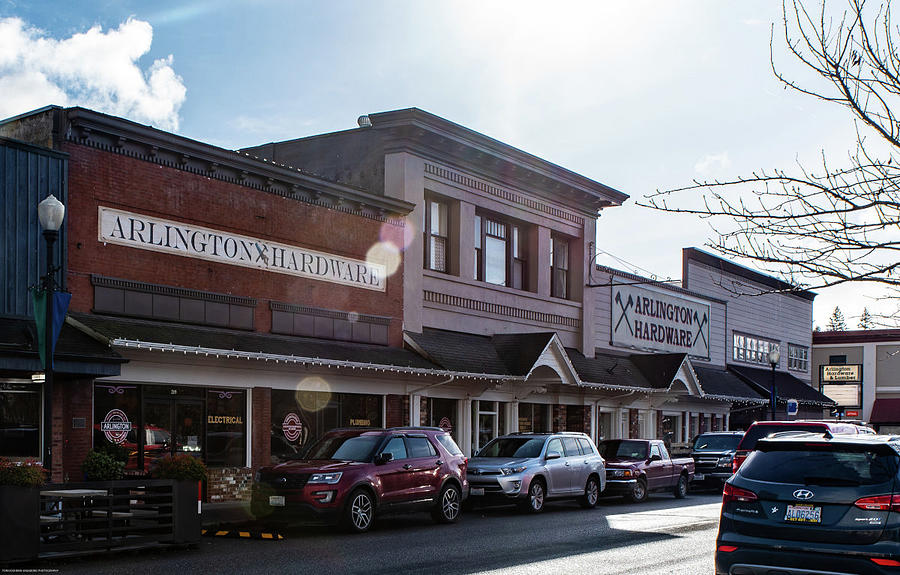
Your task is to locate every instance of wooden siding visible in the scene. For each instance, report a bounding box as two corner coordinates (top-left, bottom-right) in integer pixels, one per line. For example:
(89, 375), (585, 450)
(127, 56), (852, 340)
(685, 259), (813, 383)
(0, 138), (67, 317)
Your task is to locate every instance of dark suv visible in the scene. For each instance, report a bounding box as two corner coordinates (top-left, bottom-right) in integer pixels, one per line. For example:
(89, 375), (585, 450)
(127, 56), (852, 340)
(691, 431), (743, 487)
(717, 432), (900, 574)
(251, 427), (468, 533)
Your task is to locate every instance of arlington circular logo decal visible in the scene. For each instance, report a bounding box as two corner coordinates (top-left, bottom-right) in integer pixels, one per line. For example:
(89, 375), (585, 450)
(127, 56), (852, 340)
(100, 409), (132, 444)
(283, 412), (303, 442)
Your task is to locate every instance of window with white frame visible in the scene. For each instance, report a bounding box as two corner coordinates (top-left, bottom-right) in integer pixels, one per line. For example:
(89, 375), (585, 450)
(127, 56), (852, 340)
(550, 235), (569, 299)
(474, 213), (527, 290)
(424, 197), (449, 273)
(788, 344), (809, 372)
(733, 333), (779, 365)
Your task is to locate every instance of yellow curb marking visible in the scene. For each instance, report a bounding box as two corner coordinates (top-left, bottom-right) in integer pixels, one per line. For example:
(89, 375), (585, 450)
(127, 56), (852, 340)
(215, 530), (229, 536)
(261, 533), (273, 539)
(239, 532), (250, 538)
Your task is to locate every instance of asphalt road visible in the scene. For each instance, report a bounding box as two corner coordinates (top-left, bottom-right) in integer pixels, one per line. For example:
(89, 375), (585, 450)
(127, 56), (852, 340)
(29, 491), (723, 575)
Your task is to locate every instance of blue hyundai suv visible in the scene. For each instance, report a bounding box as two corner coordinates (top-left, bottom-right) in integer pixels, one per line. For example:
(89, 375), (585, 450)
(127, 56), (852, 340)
(717, 432), (900, 574)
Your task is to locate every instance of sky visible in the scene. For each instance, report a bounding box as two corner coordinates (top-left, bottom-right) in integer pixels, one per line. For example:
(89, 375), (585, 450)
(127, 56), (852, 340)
(0, 0), (893, 330)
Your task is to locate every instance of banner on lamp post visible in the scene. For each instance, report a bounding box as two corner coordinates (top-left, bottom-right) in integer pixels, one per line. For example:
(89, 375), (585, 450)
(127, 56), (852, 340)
(32, 290), (72, 369)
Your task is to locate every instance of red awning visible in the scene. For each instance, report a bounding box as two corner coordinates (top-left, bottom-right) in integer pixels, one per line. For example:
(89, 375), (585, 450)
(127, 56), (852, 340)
(869, 399), (900, 423)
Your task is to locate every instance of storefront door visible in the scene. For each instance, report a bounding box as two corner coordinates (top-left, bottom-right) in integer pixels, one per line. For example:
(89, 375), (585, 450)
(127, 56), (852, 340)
(144, 398), (204, 460)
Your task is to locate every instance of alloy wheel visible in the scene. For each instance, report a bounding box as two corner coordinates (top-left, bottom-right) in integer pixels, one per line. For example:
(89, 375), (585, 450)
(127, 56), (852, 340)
(351, 492), (373, 531)
(441, 487), (460, 521)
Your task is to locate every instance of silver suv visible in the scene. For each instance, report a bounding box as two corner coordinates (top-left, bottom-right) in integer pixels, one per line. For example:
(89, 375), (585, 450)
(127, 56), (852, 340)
(467, 432), (606, 513)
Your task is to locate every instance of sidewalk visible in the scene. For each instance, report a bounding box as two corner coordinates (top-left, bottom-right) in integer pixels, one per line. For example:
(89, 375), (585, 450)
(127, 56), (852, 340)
(201, 500), (255, 527)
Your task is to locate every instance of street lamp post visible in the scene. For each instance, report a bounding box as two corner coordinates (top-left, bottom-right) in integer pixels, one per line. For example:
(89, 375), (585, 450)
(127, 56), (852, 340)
(37, 194), (65, 475)
(768, 346), (781, 421)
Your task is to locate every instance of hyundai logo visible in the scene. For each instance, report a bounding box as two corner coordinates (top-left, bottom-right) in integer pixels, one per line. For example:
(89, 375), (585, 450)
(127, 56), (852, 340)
(793, 489), (814, 500)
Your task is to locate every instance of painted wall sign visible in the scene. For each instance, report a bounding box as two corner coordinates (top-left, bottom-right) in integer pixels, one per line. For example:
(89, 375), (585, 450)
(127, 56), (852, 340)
(283, 413), (302, 442)
(821, 364), (862, 382)
(207, 415), (243, 425)
(98, 206), (387, 291)
(611, 283), (711, 358)
(101, 408), (132, 444)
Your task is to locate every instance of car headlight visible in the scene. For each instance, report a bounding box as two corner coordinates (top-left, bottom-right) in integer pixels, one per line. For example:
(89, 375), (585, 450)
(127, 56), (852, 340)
(500, 466), (527, 475)
(717, 455), (734, 466)
(309, 472), (343, 484)
(607, 469), (633, 478)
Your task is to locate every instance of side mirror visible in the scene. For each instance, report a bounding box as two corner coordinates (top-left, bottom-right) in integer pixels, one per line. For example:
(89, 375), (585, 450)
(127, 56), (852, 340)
(375, 452), (394, 465)
(648, 454), (662, 462)
(545, 451), (562, 461)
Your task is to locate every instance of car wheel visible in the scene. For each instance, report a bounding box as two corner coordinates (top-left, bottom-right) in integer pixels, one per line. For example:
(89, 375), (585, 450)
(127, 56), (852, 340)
(432, 484), (461, 524)
(579, 476), (600, 509)
(343, 489), (375, 533)
(519, 478), (546, 513)
(673, 474), (688, 499)
(626, 478), (647, 503)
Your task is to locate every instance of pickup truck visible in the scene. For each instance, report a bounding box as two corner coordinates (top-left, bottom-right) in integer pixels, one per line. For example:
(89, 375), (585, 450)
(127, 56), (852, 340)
(598, 439), (694, 502)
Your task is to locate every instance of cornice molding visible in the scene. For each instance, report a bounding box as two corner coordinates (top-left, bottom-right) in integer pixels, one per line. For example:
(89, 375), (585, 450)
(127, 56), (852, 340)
(424, 290), (580, 328)
(424, 162), (584, 226)
(61, 107), (413, 225)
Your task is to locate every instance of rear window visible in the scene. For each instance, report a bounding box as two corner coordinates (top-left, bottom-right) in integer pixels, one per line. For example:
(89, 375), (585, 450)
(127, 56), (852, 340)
(435, 434), (463, 456)
(740, 444), (898, 486)
(738, 424), (828, 451)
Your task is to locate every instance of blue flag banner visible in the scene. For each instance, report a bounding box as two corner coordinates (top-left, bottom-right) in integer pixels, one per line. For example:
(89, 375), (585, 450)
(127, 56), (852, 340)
(32, 290), (72, 369)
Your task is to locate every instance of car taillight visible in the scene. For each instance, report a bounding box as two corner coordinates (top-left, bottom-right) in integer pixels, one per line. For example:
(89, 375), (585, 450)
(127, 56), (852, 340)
(854, 495), (900, 512)
(717, 545), (738, 553)
(732, 451), (748, 474)
(723, 483), (757, 503)
(871, 558), (900, 566)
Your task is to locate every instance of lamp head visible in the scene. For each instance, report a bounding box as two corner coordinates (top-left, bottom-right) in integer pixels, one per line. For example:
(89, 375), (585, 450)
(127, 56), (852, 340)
(768, 346), (780, 366)
(38, 194), (65, 232)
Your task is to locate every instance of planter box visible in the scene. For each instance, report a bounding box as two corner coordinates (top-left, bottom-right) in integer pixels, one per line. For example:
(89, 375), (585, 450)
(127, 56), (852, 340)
(0, 486), (39, 564)
(169, 480), (201, 544)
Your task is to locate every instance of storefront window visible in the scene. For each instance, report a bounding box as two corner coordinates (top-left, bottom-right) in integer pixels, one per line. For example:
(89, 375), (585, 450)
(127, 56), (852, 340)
(206, 390), (246, 467)
(426, 398), (458, 441)
(0, 382), (41, 459)
(518, 403), (546, 434)
(94, 384), (141, 471)
(473, 400), (502, 452)
(270, 390), (383, 463)
(597, 411), (613, 442)
(566, 405), (585, 433)
(661, 413), (682, 447)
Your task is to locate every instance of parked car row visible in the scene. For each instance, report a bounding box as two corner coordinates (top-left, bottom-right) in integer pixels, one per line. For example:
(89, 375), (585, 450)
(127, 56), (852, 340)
(250, 427), (694, 533)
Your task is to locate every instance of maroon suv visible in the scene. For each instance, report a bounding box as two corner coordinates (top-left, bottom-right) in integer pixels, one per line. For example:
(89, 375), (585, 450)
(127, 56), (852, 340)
(251, 427), (468, 533)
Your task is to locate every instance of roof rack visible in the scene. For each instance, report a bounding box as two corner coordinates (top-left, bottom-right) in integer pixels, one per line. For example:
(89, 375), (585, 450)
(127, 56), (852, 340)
(388, 426), (446, 432)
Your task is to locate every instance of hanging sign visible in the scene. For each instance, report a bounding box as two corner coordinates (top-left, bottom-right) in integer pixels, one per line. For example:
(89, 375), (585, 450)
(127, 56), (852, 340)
(821, 365), (862, 382)
(611, 283), (711, 358)
(98, 206), (386, 291)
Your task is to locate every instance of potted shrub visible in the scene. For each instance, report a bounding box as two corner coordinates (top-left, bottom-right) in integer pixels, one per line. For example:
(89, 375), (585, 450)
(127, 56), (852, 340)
(82, 449), (125, 481)
(151, 454), (207, 544)
(0, 458), (45, 564)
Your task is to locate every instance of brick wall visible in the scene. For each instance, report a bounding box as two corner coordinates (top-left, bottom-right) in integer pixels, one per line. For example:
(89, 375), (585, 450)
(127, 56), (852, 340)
(251, 387), (271, 471)
(208, 467), (252, 501)
(385, 394), (409, 428)
(552, 404), (566, 432)
(60, 379), (93, 482)
(62, 144), (405, 346)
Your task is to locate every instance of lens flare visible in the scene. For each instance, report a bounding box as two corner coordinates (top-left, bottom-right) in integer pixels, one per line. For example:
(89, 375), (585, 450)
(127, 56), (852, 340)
(296, 376), (332, 411)
(379, 218), (417, 251)
(366, 241), (401, 277)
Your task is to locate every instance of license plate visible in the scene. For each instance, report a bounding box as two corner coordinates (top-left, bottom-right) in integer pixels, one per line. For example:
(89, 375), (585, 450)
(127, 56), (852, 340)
(269, 495), (285, 507)
(694, 473), (704, 481)
(470, 488), (484, 496)
(785, 504), (821, 523)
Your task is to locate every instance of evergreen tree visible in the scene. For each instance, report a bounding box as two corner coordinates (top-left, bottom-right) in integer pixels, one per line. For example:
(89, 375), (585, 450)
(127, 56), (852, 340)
(827, 306), (847, 331)
(858, 307), (875, 330)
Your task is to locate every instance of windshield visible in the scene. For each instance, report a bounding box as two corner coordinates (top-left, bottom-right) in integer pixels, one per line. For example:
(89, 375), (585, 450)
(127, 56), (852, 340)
(303, 434), (382, 462)
(693, 434), (741, 451)
(478, 437), (545, 458)
(598, 440), (648, 460)
(739, 424), (827, 451)
(741, 445), (898, 486)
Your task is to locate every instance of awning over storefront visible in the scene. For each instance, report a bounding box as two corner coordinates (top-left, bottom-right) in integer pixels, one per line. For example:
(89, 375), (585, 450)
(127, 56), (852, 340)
(564, 349), (656, 391)
(71, 313), (502, 378)
(869, 399), (900, 424)
(728, 364), (835, 406)
(0, 316), (124, 376)
(404, 328), (553, 376)
(692, 365), (767, 403)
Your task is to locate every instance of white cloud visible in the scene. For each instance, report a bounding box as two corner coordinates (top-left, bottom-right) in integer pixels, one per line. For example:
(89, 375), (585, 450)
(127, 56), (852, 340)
(694, 152), (732, 176)
(0, 17), (185, 131)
